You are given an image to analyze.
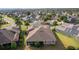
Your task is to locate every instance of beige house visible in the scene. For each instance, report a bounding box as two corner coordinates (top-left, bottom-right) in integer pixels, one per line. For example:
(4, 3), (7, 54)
(0, 29), (19, 45)
(26, 25), (56, 46)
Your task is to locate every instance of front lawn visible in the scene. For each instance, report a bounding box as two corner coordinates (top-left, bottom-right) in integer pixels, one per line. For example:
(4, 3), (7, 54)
(55, 32), (79, 49)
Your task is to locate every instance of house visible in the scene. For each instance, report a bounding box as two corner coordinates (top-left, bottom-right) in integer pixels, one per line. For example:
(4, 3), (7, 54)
(67, 15), (78, 24)
(30, 20), (43, 28)
(56, 23), (79, 40)
(35, 15), (40, 20)
(46, 20), (57, 26)
(0, 29), (19, 46)
(26, 25), (57, 46)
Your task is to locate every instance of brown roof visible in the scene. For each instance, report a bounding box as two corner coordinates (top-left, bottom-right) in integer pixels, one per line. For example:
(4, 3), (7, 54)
(0, 29), (19, 45)
(26, 25), (56, 42)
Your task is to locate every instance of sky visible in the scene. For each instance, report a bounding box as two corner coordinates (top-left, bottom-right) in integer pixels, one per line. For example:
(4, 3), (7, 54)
(0, 0), (79, 8)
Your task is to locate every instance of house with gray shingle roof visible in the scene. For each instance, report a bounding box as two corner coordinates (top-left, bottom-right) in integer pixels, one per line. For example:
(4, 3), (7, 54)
(56, 23), (79, 41)
(0, 29), (19, 45)
(26, 25), (56, 46)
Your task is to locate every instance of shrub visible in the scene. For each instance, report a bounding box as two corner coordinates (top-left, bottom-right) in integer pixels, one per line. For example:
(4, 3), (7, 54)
(24, 21), (29, 26)
(67, 46), (75, 50)
(30, 42), (44, 48)
(53, 21), (58, 26)
(3, 44), (11, 49)
(11, 42), (17, 49)
(0, 45), (4, 50)
(34, 42), (44, 48)
(52, 28), (55, 32)
(57, 19), (61, 22)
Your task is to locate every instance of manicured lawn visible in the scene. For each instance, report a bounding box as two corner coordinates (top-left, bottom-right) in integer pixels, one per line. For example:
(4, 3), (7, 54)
(55, 32), (79, 49)
(0, 15), (15, 29)
(21, 25), (27, 31)
(0, 23), (11, 29)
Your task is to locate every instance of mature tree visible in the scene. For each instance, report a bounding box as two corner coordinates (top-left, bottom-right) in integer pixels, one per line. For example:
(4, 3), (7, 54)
(52, 13), (56, 17)
(57, 19), (61, 22)
(24, 21), (29, 26)
(16, 20), (22, 26)
(27, 11), (31, 15)
(43, 16), (48, 21)
(13, 16), (22, 26)
(43, 14), (52, 22)
(53, 21), (58, 26)
(60, 16), (68, 22)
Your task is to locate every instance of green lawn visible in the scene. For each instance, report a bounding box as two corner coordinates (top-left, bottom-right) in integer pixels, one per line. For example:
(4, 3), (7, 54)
(55, 32), (79, 49)
(0, 15), (15, 29)
(21, 25), (27, 31)
(0, 23), (11, 29)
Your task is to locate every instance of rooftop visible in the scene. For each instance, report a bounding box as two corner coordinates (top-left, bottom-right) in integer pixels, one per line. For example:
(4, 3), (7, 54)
(0, 29), (19, 45)
(27, 25), (56, 42)
(56, 23), (79, 37)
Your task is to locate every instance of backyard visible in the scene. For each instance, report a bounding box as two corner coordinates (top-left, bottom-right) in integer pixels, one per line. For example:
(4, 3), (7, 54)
(55, 32), (79, 49)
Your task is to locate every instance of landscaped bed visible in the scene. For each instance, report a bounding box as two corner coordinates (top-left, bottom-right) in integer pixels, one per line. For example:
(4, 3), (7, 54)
(55, 32), (79, 49)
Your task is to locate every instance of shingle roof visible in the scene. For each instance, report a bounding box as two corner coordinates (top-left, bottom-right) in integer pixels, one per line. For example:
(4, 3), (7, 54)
(56, 23), (79, 37)
(0, 29), (19, 45)
(27, 25), (56, 42)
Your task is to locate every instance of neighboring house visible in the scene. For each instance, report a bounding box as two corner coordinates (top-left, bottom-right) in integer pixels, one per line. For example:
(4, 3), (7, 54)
(67, 15), (78, 24)
(46, 20), (56, 25)
(51, 16), (58, 20)
(22, 16), (28, 21)
(56, 23), (79, 40)
(22, 15), (37, 23)
(30, 20), (43, 28)
(26, 25), (57, 46)
(0, 29), (19, 46)
(35, 15), (40, 20)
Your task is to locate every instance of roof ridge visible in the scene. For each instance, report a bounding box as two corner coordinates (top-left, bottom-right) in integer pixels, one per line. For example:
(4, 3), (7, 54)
(26, 26), (41, 40)
(27, 25), (56, 41)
